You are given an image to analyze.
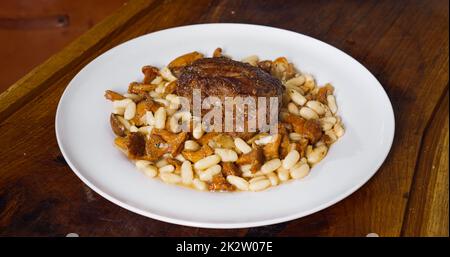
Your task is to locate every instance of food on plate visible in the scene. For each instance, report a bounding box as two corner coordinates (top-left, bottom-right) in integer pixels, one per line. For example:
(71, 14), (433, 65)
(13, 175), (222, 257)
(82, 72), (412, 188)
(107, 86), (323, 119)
(104, 47), (345, 191)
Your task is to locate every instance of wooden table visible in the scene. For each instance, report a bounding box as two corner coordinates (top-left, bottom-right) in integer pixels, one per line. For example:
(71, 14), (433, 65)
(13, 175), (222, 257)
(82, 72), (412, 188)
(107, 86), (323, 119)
(0, 0), (447, 237)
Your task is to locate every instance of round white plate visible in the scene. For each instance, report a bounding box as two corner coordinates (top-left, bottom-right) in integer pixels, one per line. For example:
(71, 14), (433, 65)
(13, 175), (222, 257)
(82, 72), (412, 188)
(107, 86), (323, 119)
(56, 23), (395, 228)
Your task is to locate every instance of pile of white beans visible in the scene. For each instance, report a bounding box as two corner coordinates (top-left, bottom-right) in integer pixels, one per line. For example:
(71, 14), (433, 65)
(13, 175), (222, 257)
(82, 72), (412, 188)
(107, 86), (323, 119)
(108, 54), (345, 192)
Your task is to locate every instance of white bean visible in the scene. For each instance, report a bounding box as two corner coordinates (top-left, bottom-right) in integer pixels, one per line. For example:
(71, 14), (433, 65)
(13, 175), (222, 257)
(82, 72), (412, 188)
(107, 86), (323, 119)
(299, 106), (319, 120)
(169, 111), (191, 133)
(240, 164), (252, 173)
(306, 145), (328, 164)
(289, 88), (307, 106)
(261, 159), (282, 174)
(303, 74), (316, 90)
(277, 167), (290, 181)
(123, 93), (141, 101)
(285, 76), (305, 88)
(266, 172), (279, 186)
(193, 178), (207, 191)
(142, 165), (158, 178)
(181, 161), (193, 185)
(184, 140), (200, 151)
(289, 133), (303, 141)
(234, 138), (252, 154)
(325, 129), (338, 142)
(113, 98), (133, 109)
(241, 55), (259, 66)
(288, 102), (299, 115)
(149, 91), (161, 98)
(151, 76), (162, 84)
(282, 150), (300, 169)
(334, 123), (345, 137)
(112, 106), (125, 115)
(159, 165), (175, 173)
(193, 122), (204, 139)
(160, 173), (181, 184)
(160, 66), (177, 81)
(249, 179), (271, 191)
(155, 159), (168, 168)
(290, 163), (310, 179)
(194, 154), (221, 170)
(135, 160), (151, 170)
(306, 100), (326, 116)
(226, 175), (249, 191)
(145, 111), (155, 126)
(154, 97), (169, 106)
(214, 148), (238, 162)
(249, 176), (266, 183)
(255, 135), (274, 146)
(154, 107), (167, 129)
(175, 154), (186, 162)
(320, 121), (334, 131)
(136, 160), (157, 177)
(321, 116), (337, 125)
(327, 95), (338, 114)
(124, 101), (136, 120)
(129, 125), (138, 133)
(138, 125), (153, 135)
(242, 170), (264, 178)
(114, 116), (130, 132)
(198, 164), (222, 182)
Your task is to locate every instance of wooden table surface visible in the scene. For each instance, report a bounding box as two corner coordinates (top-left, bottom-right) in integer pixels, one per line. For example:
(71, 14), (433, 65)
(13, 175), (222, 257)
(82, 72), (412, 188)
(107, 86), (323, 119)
(0, 0), (448, 237)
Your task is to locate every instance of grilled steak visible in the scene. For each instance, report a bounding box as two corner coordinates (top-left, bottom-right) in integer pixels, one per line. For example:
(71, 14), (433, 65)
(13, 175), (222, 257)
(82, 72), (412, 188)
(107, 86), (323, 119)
(175, 57), (284, 139)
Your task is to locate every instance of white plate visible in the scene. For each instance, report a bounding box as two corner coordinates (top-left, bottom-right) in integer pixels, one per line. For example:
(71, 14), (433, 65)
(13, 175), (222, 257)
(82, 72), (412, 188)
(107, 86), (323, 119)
(56, 24), (395, 228)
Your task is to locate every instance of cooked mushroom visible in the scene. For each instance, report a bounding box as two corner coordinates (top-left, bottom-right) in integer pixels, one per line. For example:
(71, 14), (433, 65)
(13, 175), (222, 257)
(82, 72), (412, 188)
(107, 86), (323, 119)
(166, 158), (182, 173)
(221, 162), (241, 177)
(110, 114), (128, 137)
(208, 173), (234, 191)
(271, 57), (296, 81)
(197, 132), (219, 145)
(131, 98), (163, 126)
(104, 90), (125, 101)
(127, 132), (146, 159)
(145, 134), (168, 161)
(236, 147), (264, 173)
(114, 136), (128, 154)
(142, 65), (159, 84)
(263, 134), (282, 160)
(181, 144), (214, 163)
(128, 82), (157, 95)
(162, 80), (177, 96)
(257, 60), (272, 73)
(294, 138), (309, 158)
(212, 47), (222, 58)
(208, 134), (235, 149)
(152, 129), (188, 156)
(168, 51), (204, 76)
(283, 113), (322, 144)
(316, 83), (334, 104)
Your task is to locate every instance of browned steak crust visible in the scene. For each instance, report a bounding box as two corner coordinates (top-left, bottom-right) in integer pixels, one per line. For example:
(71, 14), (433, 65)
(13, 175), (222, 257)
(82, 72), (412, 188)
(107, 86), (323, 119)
(175, 57), (284, 138)
(176, 57), (284, 100)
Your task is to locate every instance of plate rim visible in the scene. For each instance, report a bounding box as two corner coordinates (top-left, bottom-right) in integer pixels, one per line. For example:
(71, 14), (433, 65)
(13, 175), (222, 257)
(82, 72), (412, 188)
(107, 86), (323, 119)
(55, 23), (395, 228)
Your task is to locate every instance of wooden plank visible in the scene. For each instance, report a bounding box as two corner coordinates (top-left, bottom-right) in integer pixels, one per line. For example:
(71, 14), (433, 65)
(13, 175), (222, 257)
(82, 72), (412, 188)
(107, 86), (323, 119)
(402, 90), (449, 236)
(0, 0), (156, 121)
(0, 0), (448, 236)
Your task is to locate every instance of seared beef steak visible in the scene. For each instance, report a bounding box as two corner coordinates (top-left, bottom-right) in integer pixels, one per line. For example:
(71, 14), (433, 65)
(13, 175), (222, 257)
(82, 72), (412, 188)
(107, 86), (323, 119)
(175, 57), (284, 138)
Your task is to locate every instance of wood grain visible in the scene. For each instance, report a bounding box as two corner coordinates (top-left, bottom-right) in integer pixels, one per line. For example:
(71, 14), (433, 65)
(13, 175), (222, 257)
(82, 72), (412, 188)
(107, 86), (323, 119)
(402, 91), (449, 236)
(0, 0), (448, 236)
